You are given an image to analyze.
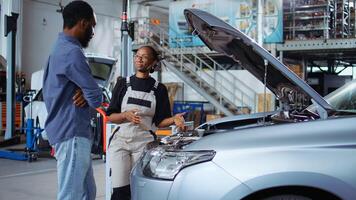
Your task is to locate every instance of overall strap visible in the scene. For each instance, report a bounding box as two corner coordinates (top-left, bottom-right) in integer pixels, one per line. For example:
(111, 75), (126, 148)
(126, 76), (131, 91)
(150, 80), (159, 95)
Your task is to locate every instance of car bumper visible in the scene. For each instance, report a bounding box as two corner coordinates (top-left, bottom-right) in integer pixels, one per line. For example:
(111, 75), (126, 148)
(131, 162), (173, 200)
(131, 161), (251, 200)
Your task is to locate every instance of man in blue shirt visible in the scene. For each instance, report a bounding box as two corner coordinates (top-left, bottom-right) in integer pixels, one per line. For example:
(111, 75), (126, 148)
(42, 1), (102, 199)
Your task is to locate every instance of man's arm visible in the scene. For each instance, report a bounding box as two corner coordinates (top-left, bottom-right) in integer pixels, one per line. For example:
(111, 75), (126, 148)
(65, 48), (102, 108)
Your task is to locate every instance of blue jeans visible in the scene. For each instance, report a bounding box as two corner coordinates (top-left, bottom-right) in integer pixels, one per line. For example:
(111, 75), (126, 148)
(54, 136), (96, 200)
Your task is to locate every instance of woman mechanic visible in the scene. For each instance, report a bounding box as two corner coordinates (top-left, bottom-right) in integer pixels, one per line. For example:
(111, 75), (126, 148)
(106, 45), (186, 200)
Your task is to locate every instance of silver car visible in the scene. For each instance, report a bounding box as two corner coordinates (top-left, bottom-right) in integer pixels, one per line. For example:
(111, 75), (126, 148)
(131, 9), (356, 200)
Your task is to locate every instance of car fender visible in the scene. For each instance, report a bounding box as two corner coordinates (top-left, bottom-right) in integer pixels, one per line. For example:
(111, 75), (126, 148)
(239, 172), (356, 199)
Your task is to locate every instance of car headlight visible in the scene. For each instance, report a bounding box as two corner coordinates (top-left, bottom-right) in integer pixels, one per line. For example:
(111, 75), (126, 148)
(140, 148), (215, 180)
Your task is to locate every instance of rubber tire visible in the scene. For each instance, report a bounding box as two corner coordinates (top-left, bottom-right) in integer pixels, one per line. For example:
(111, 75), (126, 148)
(263, 194), (312, 200)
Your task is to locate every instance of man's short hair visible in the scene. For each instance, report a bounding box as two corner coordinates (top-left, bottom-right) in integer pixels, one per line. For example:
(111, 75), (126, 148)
(62, 1), (94, 29)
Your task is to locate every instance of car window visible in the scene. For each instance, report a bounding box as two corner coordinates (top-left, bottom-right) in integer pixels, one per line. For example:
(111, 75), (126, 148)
(89, 62), (111, 81)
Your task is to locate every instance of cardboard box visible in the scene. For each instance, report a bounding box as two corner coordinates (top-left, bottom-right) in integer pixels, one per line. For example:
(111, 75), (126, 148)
(206, 114), (223, 122)
(257, 93), (273, 112)
(164, 83), (181, 111)
(284, 61), (304, 79)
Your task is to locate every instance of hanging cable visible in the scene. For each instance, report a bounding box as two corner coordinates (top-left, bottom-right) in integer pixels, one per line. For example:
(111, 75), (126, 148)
(263, 59), (268, 125)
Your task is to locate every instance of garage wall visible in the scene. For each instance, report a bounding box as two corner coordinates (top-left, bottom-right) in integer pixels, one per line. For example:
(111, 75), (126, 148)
(21, 0), (61, 82)
(21, 0), (122, 88)
(149, 6), (168, 25)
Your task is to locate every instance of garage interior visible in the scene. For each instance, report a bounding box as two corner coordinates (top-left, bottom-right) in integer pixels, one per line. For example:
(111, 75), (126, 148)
(0, 0), (356, 199)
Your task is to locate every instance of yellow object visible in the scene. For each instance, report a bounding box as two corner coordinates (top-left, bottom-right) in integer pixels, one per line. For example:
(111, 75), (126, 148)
(163, 83), (181, 111)
(206, 114), (222, 122)
(150, 18), (161, 25)
(156, 129), (172, 136)
(257, 93), (273, 113)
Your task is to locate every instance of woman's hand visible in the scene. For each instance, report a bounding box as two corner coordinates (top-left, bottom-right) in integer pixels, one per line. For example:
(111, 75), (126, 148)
(124, 109), (141, 124)
(173, 112), (186, 131)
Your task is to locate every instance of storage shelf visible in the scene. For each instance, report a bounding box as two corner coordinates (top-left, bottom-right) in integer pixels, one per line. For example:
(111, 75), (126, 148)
(294, 16), (330, 20)
(277, 38), (356, 51)
(332, 0), (352, 38)
(283, 0), (355, 40)
(285, 10), (330, 14)
(295, 4), (330, 9)
(285, 27), (329, 31)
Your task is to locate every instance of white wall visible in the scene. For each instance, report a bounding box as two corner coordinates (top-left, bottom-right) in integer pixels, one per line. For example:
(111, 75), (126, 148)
(149, 6), (168, 25)
(131, 3), (149, 19)
(21, 0), (122, 87)
(21, 0), (61, 82)
(85, 0), (121, 58)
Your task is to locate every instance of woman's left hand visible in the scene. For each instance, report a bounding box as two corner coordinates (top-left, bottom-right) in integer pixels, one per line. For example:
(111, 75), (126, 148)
(173, 112), (186, 131)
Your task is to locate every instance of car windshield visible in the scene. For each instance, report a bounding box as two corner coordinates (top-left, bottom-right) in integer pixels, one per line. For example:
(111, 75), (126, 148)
(307, 80), (356, 113)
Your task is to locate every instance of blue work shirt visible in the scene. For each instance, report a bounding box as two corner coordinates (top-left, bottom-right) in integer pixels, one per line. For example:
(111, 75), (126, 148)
(43, 32), (103, 145)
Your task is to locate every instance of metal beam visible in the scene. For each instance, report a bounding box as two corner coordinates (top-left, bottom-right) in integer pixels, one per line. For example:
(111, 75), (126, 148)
(121, 0), (129, 77)
(4, 13), (19, 140)
(277, 39), (356, 51)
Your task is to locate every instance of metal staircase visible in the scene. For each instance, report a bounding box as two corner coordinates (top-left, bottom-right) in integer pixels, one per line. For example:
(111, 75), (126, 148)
(134, 19), (258, 116)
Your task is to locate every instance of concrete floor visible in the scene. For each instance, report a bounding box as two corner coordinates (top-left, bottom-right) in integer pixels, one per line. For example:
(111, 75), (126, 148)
(0, 154), (106, 200)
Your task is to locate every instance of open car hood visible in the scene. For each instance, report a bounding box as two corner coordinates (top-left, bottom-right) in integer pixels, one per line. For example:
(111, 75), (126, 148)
(184, 9), (333, 111)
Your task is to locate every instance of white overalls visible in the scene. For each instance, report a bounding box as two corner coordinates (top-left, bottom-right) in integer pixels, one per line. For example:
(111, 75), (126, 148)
(109, 77), (158, 188)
